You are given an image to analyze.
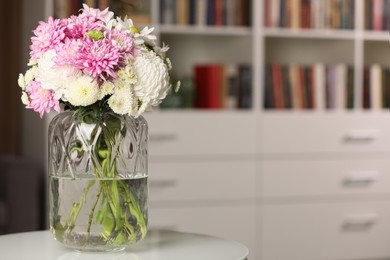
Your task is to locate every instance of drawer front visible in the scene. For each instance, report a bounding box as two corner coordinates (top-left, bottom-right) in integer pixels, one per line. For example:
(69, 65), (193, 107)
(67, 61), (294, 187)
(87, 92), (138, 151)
(149, 160), (257, 202)
(261, 113), (390, 154)
(261, 201), (390, 260)
(149, 204), (257, 259)
(261, 159), (390, 198)
(144, 111), (257, 157)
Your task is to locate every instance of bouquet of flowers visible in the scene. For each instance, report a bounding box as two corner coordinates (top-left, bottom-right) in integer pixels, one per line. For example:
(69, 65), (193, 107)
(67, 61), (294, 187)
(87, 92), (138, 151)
(18, 4), (179, 118)
(18, 5), (179, 250)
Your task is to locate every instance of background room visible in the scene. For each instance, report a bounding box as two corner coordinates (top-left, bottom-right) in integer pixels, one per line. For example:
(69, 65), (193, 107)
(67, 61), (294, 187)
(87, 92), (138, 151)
(2, 0), (390, 259)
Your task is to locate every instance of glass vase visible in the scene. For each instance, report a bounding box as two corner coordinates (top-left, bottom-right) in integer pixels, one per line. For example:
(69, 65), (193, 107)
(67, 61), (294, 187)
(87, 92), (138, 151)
(48, 110), (148, 251)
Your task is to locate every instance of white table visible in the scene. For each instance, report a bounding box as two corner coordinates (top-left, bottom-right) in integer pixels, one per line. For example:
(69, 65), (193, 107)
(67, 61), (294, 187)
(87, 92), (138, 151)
(0, 230), (248, 260)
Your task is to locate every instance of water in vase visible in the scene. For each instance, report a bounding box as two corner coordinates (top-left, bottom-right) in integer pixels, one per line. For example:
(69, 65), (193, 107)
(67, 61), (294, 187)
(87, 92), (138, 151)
(49, 175), (148, 251)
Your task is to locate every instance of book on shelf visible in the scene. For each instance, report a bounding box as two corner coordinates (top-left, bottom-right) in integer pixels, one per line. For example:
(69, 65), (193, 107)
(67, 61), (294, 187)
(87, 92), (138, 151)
(363, 67), (371, 109)
(325, 65), (335, 109)
(177, 0), (189, 25)
(237, 64), (252, 109)
(363, 64), (390, 109)
(194, 63), (252, 109)
(365, 0), (390, 31)
(271, 64), (284, 108)
(194, 64), (222, 108)
(264, 63), (354, 110)
(160, 0), (251, 27)
(313, 63), (325, 110)
(160, 0), (177, 24)
(264, 0), (354, 30)
(370, 64), (382, 109)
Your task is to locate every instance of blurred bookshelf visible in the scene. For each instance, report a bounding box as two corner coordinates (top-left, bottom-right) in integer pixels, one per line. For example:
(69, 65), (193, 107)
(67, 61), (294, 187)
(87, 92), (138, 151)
(50, 0), (390, 112)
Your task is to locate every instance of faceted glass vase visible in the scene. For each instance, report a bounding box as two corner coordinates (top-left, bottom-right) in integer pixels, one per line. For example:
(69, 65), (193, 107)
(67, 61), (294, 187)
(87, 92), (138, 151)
(48, 110), (148, 251)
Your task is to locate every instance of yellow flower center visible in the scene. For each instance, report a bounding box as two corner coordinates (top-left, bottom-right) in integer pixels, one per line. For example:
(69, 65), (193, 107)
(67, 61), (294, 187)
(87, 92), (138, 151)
(130, 26), (140, 34)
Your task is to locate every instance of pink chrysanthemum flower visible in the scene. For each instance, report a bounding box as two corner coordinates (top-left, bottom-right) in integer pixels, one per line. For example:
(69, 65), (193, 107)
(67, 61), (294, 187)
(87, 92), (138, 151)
(30, 17), (66, 61)
(75, 37), (123, 81)
(26, 80), (61, 118)
(64, 15), (103, 39)
(54, 38), (83, 67)
(80, 3), (114, 22)
(105, 30), (140, 61)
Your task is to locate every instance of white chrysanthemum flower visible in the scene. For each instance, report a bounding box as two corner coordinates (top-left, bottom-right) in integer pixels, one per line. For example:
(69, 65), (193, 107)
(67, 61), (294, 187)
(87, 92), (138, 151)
(165, 58), (172, 70)
(108, 85), (135, 115)
(132, 50), (171, 117)
(99, 80), (115, 100)
(25, 67), (37, 84)
(65, 76), (100, 106)
(117, 64), (137, 85)
(154, 43), (170, 60)
(136, 26), (157, 47)
(36, 50), (78, 93)
(27, 59), (37, 66)
(21, 92), (29, 105)
(18, 74), (26, 89)
(112, 16), (135, 32)
(19, 66), (38, 90)
(174, 81), (181, 93)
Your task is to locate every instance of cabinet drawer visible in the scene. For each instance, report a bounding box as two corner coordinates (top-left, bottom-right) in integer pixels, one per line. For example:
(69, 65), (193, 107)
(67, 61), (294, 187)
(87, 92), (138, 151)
(144, 111), (257, 157)
(261, 113), (390, 154)
(149, 160), (257, 202)
(149, 204), (257, 259)
(261, 201), (390, 260)
(262, 159), (390, 198)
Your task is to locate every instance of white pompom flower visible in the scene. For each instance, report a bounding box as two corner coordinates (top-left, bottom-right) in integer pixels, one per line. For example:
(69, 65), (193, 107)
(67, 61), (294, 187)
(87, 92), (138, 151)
(132, 49), (171, 117)
(21, 92), (30, 105)
(18, 74), (26, 90)
(108, 85), (135, 115)
(24, 67), (38, 84)
(18, 67), (38, 90)
(65, 75), (100, 106)
(99, 80), (115, 100)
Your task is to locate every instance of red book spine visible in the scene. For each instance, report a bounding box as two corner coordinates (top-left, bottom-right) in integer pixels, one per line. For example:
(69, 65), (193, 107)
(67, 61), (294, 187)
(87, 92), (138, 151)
(214, 0), (224, 26)
(194, 64), (222, 109)
(264, 0), (270, 27)
(194, 66), (207, 108)
(301, 0), (309, 28)
(271, 64), (284, 109)
(373, 0), (383, 30)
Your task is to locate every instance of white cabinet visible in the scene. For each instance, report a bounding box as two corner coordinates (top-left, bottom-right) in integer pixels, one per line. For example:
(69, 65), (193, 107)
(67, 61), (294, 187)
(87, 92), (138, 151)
(145, 111), (258, 157)
(261, 201), (390, 260)
(261, 113), (390, 155)
(259, 114), (390, 260)
(145, 113), (259, 259)
(147, 153), (258, 259)
(149, 160), (257, 202)
(261, 158), (390, 199)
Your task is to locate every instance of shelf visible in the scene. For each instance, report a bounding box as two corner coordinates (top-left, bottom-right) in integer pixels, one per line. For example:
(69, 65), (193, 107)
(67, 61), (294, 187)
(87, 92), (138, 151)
(148, 109), (257, 117)
(362, 31), (390, 41)
(263, 28), (356, 40)
(157, 25), (252, 36)
(262, 110), (390, 116)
